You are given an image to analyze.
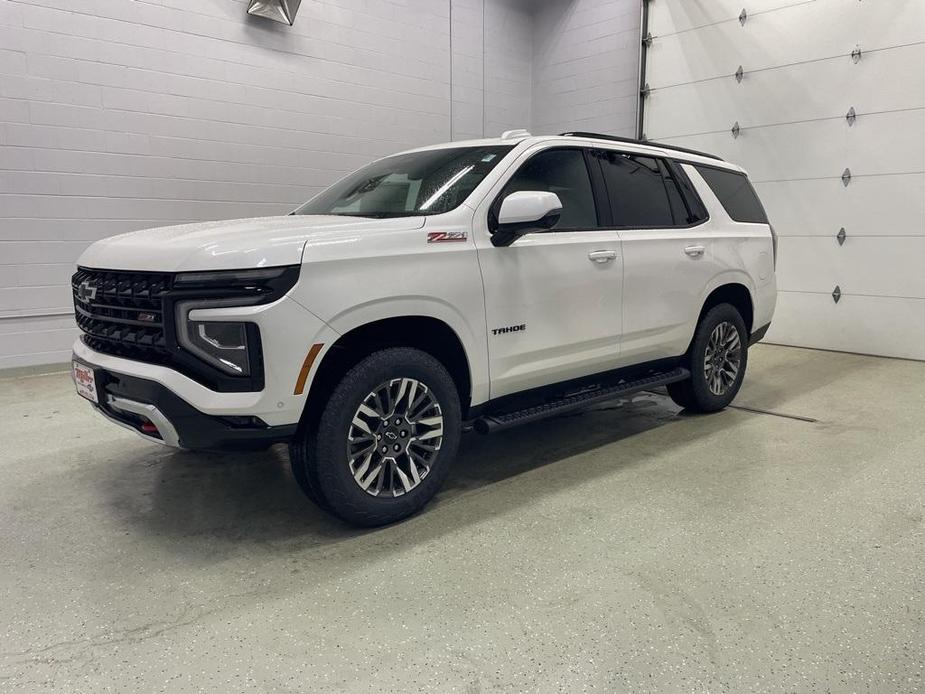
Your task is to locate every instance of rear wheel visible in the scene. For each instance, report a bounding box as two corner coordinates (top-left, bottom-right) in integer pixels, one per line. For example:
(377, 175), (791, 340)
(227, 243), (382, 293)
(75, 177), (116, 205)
(667, 303), (748, 412)
(289, 347), (461, 526)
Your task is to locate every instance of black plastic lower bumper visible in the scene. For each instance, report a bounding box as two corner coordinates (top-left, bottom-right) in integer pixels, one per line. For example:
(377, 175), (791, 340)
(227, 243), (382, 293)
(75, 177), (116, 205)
(87, 365), (296, 451)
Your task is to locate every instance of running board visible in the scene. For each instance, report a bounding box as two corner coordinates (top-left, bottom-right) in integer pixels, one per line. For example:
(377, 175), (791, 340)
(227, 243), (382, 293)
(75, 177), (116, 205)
(473, 367), (690, 434)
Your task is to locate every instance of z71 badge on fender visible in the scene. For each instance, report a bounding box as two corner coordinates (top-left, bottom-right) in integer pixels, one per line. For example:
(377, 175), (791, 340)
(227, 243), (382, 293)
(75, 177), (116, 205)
(427, 231), (467, 243)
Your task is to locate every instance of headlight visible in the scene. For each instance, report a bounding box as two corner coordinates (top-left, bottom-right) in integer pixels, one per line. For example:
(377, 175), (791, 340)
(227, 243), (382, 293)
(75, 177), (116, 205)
(170, 265), (300, 379)
(176, 299), (258, 376)
(173, 266), (294, 289)
(188, 321), (250, 375)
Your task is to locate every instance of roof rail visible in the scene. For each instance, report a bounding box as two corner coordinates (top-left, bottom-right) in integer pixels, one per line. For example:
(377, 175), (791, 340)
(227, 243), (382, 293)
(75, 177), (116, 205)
(558, 131), (723, 161)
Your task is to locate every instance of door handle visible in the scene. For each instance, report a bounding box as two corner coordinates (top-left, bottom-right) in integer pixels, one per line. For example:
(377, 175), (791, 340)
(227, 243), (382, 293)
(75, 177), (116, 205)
(684, 245), (706, 258)
(588, 250), (617, 263)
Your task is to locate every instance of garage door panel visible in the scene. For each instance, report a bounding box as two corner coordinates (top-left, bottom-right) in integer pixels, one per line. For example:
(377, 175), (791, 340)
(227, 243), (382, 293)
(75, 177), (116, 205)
(858, 1), (925, 48)
(647, 0), (858, 87)
(648, 0), (925, 360)
(767, 292), (925, 361)
(655, 109), (925, 182)
(755, 174), (925, 238)
(776, 237), (925, 298)
(649, 0), (812, 37)
(646, 43), (925, 139)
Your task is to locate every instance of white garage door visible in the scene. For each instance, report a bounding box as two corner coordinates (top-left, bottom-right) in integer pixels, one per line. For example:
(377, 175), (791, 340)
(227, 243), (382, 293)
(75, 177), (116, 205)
(642, 0), (925, 361)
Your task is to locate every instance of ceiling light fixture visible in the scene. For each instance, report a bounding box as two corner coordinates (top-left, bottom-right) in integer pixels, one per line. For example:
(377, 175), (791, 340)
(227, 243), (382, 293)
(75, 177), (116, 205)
(246, 0), (302, 26)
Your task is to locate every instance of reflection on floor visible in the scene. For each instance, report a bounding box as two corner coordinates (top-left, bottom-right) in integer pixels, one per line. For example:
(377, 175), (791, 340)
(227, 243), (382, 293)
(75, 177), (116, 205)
(1, 344), (923, 692)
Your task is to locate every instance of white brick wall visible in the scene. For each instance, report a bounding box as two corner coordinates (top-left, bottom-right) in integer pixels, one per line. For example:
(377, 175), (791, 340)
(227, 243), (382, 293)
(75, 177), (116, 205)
(532, 0), (640, 136)
(483, 0), (533, 136)
(451, 0), (486, 140)
(0, 0), (639, 369)
(451, 0), (533, 140)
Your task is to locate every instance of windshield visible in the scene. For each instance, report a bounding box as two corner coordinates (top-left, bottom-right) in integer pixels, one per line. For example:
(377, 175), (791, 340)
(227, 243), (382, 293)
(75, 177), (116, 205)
(293, 145), (514, 218)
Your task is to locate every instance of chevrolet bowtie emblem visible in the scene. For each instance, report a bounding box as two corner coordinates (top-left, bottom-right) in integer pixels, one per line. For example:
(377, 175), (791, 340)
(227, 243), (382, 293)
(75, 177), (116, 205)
(76, 281), (97, 302)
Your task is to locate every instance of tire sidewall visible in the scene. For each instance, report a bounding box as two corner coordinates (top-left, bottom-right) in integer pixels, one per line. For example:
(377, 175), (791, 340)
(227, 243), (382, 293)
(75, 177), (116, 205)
(314, 349), (461, 524)
(689, 304), (748, 410)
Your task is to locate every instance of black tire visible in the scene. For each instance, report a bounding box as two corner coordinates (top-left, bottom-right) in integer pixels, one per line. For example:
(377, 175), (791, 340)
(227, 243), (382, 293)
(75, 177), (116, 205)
(289, 347), (461, 527)
(667, 303), (748, 413)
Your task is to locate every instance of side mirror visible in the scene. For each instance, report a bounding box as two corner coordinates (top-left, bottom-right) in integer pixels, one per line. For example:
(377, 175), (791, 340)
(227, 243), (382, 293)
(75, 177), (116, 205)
(491, 191), (562, 247)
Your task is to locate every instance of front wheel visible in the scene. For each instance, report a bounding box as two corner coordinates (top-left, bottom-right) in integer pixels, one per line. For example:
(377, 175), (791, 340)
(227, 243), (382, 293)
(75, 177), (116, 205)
(667, 303), (748, 413)
(289, 347), (461, 526)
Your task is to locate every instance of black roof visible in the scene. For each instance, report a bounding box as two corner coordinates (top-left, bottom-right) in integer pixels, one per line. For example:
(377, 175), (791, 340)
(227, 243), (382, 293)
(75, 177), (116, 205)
(558, 132), (723, 161)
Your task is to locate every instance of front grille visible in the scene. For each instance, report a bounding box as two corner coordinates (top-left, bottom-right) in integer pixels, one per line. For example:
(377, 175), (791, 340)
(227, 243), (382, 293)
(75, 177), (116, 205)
(71, 265), (295, 392)
(72, 268), (172, 364)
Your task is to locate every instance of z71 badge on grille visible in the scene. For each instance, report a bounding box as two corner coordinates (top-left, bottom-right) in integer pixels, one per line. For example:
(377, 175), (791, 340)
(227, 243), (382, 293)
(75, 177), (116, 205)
(427, 231), (467, 243)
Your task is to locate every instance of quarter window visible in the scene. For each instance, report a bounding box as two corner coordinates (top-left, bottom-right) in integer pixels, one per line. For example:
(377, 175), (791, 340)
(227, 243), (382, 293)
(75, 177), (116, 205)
(693, 166), (768, 224)
(500, 148), (598, 230)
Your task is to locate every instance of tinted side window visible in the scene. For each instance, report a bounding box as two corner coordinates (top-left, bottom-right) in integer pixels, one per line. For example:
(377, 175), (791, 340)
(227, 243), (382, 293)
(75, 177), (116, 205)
(599, 152), (674, 227)
(502, 149), (598, 230)
(665, 160), (709, 224)
(694, 166), (768, 223)
(659, 160), (690, 224)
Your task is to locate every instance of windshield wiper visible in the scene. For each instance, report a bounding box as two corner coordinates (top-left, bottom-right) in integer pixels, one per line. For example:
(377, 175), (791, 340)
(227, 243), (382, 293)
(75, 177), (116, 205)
(357, 212), (409, 219)
(323, 212), (380, 218)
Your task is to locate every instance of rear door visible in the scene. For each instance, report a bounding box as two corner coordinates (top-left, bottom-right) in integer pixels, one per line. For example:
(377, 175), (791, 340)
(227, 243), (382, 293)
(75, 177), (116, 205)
(594, 149), (719, 363)
(474, 146), (624, 399)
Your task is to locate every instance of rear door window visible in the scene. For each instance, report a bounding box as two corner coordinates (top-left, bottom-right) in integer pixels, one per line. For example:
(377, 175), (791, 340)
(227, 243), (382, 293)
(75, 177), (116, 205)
(598, 152), (674, 227)
(665, 160), (708, 225)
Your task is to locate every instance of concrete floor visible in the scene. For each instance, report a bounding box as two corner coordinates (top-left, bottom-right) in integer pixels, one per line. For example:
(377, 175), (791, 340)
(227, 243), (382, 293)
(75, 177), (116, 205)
(1, 344), (923, 693)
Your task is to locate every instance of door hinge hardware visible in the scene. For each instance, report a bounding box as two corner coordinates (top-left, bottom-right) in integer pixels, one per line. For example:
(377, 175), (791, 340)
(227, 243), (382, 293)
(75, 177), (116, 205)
(836, 227), (847, 246)
(640, 83), (651, 98)
(642, 31), (653, 47)
(841, 168), (852, 186)
(851, 46), (862, 63)
(846, 106), (856, 126)
(735, 65), (744, 83)
(731, 121), (741, 139)
(739, 8), (747, 25)
(832, 286), (842, 304)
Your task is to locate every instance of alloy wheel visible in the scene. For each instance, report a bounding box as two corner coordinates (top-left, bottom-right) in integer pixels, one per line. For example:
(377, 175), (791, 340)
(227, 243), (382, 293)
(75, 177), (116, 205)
(346, 378), (444, 497)
(703, 321), (742, 396)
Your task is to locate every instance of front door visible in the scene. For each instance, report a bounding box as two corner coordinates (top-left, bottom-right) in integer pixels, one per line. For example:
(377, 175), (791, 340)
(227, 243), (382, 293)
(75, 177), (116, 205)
(474, 146), (624, 399)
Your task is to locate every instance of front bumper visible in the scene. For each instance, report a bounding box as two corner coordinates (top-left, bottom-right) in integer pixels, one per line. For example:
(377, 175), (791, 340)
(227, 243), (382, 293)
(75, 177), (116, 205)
(81, 361), (297, 450)
(71, 291), (339, 448)
(72, 294), (334, 427)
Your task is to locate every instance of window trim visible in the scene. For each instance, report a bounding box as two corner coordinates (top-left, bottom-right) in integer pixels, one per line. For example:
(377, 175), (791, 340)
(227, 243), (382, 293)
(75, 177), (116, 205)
(488, 146), (607, 234)
(590, 148), (711, 231)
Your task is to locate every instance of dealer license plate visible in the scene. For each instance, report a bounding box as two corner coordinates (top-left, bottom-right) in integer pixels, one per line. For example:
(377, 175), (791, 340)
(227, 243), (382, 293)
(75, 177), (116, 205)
(72, 361), (98, 403)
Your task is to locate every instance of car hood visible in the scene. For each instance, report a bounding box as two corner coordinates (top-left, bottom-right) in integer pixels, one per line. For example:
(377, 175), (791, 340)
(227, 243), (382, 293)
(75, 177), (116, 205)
(76, 215), (426, 272)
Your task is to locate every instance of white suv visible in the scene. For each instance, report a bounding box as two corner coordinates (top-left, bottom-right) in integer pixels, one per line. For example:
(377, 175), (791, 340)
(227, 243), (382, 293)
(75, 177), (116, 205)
(71, 130), (777, 525)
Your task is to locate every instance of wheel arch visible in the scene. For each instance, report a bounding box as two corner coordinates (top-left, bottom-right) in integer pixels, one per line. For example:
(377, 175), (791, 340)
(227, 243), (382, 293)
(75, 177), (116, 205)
(698, 282), (754, 334)
(297, 315), (474, 435)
